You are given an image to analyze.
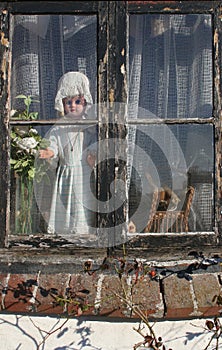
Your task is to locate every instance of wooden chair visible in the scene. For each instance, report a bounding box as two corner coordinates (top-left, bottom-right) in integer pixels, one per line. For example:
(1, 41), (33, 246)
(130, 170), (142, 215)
(128, 190), (159, 233)
(150, 186), (195, 233)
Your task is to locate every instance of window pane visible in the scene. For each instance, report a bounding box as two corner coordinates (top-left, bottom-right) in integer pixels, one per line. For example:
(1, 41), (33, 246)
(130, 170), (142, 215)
(129, 14), (213, 119)
(128, 124), (214, 233)
(10, 15), (97, 235)
(10, 15), (97, 119)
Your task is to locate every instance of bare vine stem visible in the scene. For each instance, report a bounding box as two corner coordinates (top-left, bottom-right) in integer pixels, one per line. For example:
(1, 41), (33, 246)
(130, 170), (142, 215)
(29, 317), (69, 350)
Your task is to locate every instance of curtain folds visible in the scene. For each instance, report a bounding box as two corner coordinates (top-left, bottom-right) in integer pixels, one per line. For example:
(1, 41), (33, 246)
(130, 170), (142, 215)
(128, 14), (214, 232)
(11, 15), (97, 119)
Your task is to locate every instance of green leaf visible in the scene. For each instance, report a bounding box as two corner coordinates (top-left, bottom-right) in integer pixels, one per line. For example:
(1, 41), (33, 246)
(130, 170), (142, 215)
(28, 168), (35, 178)
(29, 112), (39, 120)
(13, 160), (24, 169)
(10, 159), (17, 164)
(10, 131), (17, 139)
(24, 96), (31, 107)
(15, 94), (27, 100)
(22, 160), (30, 168)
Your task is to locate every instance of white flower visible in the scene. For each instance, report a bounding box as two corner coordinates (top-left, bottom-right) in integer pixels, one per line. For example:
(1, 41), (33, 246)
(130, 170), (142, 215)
(16, 137), (38, 151)
(29, 128), (38, 135)
(30, 149), (38, 155)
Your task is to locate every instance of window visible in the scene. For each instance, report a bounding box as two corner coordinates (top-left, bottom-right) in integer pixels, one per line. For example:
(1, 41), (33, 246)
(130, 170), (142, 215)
(0, 1), (221, 259)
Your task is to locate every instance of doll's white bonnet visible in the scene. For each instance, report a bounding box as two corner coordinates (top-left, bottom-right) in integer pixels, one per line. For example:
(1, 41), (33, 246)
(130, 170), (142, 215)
(54, 71), (93, 114)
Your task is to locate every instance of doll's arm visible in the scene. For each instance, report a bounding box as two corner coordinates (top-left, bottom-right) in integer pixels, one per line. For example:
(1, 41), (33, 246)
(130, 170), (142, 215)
(86, 152), (96, 168)
(39, 128), (59, 161)
(39, 148), (54, 159)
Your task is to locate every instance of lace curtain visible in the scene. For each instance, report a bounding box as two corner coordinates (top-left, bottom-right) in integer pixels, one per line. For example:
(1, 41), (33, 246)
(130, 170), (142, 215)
(128, 14), (214, 232)
(129, 14), (212, 118)
(11, 15), (97, 119)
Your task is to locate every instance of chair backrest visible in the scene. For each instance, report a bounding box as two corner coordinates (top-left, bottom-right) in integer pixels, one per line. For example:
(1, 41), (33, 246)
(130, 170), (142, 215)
(145, 189), (159, 232)
(183, 186), (195, 218)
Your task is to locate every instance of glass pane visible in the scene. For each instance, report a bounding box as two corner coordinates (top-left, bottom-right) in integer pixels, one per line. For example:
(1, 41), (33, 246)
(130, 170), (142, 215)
(129, 14), (213, 119)
(10, 15), (97, 119)
(127, 124), (214, 233)
(10, 15), (97, 235)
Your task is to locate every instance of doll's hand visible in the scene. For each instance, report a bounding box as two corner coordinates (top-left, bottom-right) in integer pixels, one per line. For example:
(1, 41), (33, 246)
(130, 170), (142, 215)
(87, 153), (96, 168)
(39, 148), (54, 159)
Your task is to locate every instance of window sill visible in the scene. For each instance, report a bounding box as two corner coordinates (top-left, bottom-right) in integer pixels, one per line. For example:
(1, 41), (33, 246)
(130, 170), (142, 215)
(2, 231), (220, 262)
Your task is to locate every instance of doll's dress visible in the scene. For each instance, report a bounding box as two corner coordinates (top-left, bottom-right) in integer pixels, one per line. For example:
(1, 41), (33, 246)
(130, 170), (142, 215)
(47, 124), (95, 235)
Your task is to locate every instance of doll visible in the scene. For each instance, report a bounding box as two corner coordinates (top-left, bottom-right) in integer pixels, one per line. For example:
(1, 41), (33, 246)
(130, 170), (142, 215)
(39, 71), (96, 235)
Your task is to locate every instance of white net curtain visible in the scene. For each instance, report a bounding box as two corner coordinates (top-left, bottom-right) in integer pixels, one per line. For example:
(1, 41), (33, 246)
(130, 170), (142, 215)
(11, 15), (97, 119)
(129, 14), (212, 119)
(128, 14), (214, 232)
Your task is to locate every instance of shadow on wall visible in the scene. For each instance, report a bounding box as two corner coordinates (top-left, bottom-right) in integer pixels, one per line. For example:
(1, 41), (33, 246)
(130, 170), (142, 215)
(0, 315), (102, 350)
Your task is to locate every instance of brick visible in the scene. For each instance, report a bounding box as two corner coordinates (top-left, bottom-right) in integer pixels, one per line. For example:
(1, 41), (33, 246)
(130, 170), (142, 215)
(99, 275), (163, 318)
(99, 275), (125, 317)
(192, 273), (222, 317)
(2, 273), (38, 313)
(36, 273), (70, 314)
(68, 273), (98, 315)
(132, 276), (163, 318)
(164, 275), (194, 318)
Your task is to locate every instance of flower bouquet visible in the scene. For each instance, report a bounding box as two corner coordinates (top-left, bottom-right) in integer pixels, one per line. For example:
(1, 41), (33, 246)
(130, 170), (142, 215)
(10, 95), (50, 234)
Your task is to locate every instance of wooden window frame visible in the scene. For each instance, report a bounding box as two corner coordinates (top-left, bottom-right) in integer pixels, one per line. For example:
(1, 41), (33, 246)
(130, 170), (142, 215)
(0, 1), (221, 265)
(120, 1), (222, 260)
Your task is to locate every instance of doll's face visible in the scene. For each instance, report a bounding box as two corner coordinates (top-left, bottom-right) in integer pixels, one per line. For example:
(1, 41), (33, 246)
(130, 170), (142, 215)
(63, 95), (86, 119)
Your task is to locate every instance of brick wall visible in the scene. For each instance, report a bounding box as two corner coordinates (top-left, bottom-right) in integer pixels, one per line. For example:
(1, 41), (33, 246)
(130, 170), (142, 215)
(1, 270), (222, 319)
